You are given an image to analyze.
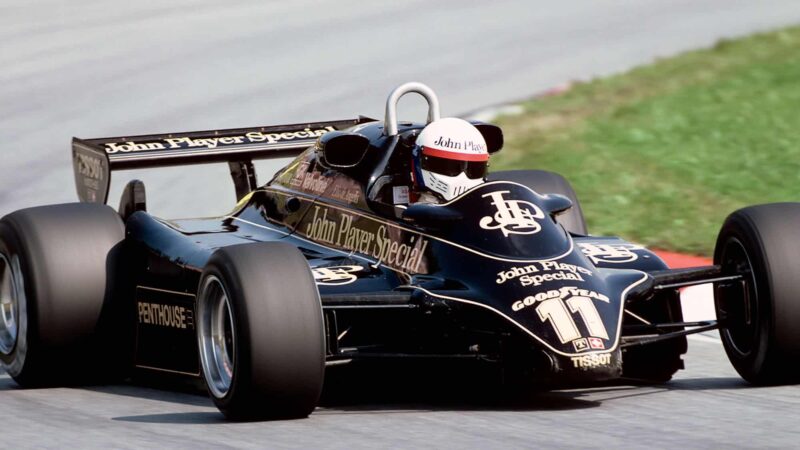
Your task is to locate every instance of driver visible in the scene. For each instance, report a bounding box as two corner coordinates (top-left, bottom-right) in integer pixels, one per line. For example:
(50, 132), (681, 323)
(410, 117), (490, 203)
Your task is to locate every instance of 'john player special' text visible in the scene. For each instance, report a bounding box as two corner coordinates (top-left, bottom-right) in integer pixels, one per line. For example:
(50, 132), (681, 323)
(303, 206), (428, 273)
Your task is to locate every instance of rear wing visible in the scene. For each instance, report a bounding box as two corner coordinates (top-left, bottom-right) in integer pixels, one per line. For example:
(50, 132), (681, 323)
(72, 117), (373, 204)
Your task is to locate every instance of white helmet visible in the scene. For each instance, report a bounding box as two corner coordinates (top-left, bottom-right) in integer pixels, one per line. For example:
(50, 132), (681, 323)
(412, 118), (489, 201)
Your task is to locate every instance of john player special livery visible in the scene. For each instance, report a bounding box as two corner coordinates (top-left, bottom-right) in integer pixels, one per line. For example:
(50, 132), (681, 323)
(3, 83), (800, 420)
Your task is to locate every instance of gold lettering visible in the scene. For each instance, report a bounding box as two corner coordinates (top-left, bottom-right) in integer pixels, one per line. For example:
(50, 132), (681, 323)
(413, 239), (429, 272)
(247, 131), (266, 142)
(165, 137), (189, 148)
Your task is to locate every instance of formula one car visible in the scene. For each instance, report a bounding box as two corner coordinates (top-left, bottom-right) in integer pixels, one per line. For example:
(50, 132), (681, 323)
(1, 83), (799, 420)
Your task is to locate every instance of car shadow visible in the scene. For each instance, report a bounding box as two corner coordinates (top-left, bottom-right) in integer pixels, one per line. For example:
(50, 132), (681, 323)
(0, 370), (212, 408)
(111, 377), (754, 424)
(111, 390), (601, 425)
(113, 411), (225, 425)
(1, 369), (757, 426)
(318, 374), (757, 416)
(572, 376), (750, 393)
(111, 367), (605, 424)
(317, 391), (600, 416)
(662, 376), (750, 391)
(110, 376), (604, 424)
(89, 382), (213, 408)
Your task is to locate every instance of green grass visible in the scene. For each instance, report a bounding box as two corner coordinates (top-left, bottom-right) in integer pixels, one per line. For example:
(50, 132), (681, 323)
(491, 27), (800, 256)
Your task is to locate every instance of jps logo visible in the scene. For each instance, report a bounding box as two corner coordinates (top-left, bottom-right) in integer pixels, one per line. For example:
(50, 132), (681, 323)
(479, 190), (544, 237)
(311, 265), (364, 285)
(578, 243), (642, 264)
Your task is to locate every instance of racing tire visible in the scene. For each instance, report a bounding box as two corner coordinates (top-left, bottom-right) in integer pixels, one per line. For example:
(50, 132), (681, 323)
(197, 242), (325, 420)
(714, 203), (800, 384)
(0, 203), (126, 386)
(487, 170), (588, 235)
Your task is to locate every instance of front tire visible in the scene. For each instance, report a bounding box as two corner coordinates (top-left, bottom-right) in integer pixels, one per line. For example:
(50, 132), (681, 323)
(714, 203), (800, 384)
(197, 242), (325, 420)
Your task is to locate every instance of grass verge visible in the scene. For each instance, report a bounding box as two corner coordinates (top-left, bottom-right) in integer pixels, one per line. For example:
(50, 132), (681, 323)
(491, 26), (800, 255)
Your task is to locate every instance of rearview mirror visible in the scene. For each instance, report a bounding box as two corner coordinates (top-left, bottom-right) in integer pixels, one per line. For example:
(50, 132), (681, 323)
(401, 203), (463, 229)
(471, 122), (504, 154)
(541, 193), (573, 216)
(317, 132), (370, 168)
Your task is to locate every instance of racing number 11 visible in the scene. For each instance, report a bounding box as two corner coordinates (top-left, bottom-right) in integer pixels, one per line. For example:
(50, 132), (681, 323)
(536, 296), (609, 343)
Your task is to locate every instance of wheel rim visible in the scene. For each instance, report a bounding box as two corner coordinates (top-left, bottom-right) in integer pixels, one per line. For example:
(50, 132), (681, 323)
(718, 237), (758, 357)
(0, 253), (20, 355)
(198, 276), (236, 398)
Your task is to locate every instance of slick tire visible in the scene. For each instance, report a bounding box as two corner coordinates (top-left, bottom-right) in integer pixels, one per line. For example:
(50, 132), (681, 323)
(487, 170), (587, 235)
(714, 203), (800, 384)
(197, 242), (325, 420)
(0, 203), (125, 386)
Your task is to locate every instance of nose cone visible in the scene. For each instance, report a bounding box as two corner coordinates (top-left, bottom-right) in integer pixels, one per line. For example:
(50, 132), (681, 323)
(502, 268), (649, 383)
(480, 253), (648, 354)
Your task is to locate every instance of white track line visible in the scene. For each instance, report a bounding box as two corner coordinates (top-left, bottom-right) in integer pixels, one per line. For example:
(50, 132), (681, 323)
(688, 333), (721, 344)
(680, 284), (715, 322)
(680, 283), (721, 344)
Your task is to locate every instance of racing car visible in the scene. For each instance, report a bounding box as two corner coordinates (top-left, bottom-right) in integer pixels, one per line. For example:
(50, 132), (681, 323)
(1, 82), (799, 420)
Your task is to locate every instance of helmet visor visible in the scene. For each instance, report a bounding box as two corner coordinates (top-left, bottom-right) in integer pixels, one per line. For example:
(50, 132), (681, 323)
(421, 154), (487, 180)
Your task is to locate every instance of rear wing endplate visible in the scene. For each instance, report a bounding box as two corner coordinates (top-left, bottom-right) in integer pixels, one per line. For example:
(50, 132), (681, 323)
(72, 117), (373, 203)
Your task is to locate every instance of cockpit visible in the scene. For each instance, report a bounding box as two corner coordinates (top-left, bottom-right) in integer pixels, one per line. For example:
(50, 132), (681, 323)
(269, 82), (504, 220)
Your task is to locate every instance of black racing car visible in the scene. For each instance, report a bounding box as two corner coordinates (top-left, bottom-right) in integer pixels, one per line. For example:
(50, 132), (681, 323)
(1, 83), (799, 420)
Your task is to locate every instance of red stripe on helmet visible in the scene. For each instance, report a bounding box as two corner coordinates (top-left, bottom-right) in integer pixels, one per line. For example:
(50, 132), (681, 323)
(422, 146), (489, 161)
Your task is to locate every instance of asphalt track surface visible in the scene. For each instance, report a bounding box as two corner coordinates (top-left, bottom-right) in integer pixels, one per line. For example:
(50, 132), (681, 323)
(6, 337), (800, 449)
(4, 1), (800, 447)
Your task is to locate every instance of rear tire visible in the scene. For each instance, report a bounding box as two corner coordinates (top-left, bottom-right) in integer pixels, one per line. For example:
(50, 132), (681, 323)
(197, 242), (325, 420)
(714, 203), (800, 384)
(0, 203), (125, 386)
(488, 169), (587, 235)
